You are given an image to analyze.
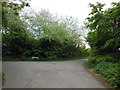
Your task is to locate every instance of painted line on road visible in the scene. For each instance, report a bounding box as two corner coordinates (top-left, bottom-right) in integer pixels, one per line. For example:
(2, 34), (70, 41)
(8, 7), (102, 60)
(36, 74), (41, 77)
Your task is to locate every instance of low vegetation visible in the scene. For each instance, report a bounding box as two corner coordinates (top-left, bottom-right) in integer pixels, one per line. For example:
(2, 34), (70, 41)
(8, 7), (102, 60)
(0, 74), (2, 80)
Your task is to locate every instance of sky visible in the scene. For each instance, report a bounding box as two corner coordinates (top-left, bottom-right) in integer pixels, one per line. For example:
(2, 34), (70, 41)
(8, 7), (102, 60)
(29, 0), (120, 23)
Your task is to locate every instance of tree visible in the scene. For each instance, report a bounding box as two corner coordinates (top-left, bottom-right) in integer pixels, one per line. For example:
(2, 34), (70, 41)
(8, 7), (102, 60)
(23, 9), (83, 45)
(22, 9), (85, 59)
(1, 0), (30, 33)
(85, 2), (120, 61)
(85, 2), (120, 88)
(2, 0), (31, 56)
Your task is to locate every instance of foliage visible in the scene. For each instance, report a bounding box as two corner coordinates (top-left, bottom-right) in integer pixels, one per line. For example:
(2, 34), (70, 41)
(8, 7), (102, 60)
(88, 56), (120, 88)
(19, 9), (87, 59)
(94, 62), (120, 88)
(2, 5), (88, 60)
(0, 74), (2, 80)
(23, 9), (83, 45)
(88, 55), (118, 67)
(2, 13), (31, 56)
(85, 2), (120, 88)
(85, 2), (120, 55)
(1, 0), (30, 32)
(1, 0), (31, 56)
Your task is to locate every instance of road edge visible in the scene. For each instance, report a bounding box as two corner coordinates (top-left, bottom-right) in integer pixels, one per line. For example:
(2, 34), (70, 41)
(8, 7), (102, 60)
(83, 61), (113, 89)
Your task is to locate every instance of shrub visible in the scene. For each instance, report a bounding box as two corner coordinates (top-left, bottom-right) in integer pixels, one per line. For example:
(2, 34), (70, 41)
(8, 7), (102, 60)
(87, 56), (97, 68)
(2, 57), (20, 61)
(88, 55), (118, 68)
(94, 62), (120, 88)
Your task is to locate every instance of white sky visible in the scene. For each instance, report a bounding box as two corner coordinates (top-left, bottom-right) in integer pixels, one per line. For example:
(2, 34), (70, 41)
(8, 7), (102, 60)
(29, 0), (119, 23)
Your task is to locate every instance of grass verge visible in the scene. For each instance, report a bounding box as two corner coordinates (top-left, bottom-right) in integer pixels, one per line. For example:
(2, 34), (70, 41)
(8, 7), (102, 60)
(0, 74), (2, 80)
(2, 56), (88, 61)
(84, 61), (113, 88)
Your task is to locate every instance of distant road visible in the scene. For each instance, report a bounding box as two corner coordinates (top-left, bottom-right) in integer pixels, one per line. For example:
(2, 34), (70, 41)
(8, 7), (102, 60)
(3, 60), (107, 88)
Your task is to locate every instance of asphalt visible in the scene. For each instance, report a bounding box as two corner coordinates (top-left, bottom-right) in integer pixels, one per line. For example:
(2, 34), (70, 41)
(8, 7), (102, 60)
(2, 60), (107, 88)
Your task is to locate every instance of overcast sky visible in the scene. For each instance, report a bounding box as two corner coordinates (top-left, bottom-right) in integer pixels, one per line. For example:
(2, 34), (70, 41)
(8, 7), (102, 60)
(29, 0), (119, 23)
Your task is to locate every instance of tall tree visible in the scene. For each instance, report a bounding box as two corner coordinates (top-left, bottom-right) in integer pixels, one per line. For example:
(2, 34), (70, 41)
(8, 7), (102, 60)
(1, 0), (30, 33)
(85, 2), (120, 60)
(2, 0), (31, 56)
(22, 9), (85, 59)
(23, 9), (83, 46)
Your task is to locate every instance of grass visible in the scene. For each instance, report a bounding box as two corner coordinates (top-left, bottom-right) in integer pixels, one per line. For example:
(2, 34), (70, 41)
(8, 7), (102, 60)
(44, 57), (88, 61)
(84, 61), (113, 88)
(0, 74), (2, 80)
(2, 56), (88, 61)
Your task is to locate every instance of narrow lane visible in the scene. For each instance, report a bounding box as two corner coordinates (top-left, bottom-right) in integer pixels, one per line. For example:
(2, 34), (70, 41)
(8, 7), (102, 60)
(2, 60), (107, 88)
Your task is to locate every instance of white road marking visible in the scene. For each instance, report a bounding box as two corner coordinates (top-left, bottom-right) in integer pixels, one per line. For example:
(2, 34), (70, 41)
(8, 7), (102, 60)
(25, 82), (28, 85)
(36, 74), (41, 77)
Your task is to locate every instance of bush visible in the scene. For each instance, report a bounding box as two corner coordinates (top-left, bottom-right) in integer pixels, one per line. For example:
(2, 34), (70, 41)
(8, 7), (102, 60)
(2, 56), (20, 61)
(88, 55), (118, 68)
(94, 62), (120, 88)
(87, 56), (97, 68)
(20, 56), (32, 61)
(88, 55), (120, 88)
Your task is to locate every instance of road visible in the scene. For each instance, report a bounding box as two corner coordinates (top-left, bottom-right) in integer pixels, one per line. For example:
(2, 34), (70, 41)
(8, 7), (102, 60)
(2, 60), (107, 88)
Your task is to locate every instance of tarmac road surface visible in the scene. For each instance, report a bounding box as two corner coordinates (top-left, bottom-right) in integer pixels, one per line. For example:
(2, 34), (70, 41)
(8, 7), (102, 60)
(2, 60), (107, 88)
